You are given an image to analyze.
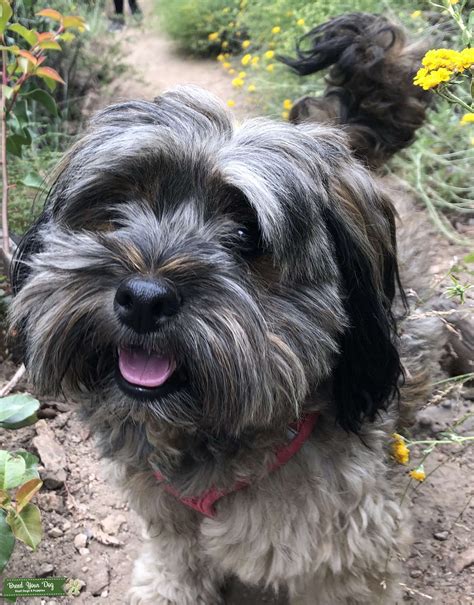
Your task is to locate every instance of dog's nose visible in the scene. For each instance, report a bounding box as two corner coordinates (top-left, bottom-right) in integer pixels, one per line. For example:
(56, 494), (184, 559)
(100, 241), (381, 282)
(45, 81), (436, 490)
(114, 277), (181, 333)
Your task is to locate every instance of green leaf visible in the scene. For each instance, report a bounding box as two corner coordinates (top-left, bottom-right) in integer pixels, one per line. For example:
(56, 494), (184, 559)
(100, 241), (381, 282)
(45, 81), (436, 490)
(15, 450), (39, 483)
(6, 134), (23, 156)
(18, 173), (45, 190)
(38, 39), (62, 51)
(0, 393), (40, 425)
(23, 88), (58, 116)
(7, 503), (42, 549)
(15, 478), (42, 513)
(7, 23), (37, 46)
(0, 451), (26, 490)
(463, 252), (474, 264)
(0, 0), (13, 35)
(0, 510), (15, 573)
(1, 84), (13, 99)
(1, 413), (38, 430)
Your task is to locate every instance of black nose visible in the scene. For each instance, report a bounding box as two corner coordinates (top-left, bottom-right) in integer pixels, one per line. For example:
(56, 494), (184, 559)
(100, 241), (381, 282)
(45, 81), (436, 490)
(114, 277), (181, 333)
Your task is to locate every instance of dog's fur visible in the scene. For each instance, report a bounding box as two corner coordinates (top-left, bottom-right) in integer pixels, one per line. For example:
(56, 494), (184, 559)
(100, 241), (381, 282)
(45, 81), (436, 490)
(10, 13), (444, 605)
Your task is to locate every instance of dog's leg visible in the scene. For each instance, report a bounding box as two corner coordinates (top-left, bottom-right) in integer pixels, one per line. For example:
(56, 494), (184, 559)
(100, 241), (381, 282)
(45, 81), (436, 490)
(129, 523), (224, 605)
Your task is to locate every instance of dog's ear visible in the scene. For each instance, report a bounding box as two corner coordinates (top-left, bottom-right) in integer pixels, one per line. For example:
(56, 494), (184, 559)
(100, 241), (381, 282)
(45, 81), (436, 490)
(10, 210), (50, 295)
(324, 168), (404, 432)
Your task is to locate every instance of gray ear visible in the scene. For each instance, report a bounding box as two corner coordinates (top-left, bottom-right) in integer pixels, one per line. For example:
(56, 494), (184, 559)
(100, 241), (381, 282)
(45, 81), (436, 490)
(10, 211), (50, 294)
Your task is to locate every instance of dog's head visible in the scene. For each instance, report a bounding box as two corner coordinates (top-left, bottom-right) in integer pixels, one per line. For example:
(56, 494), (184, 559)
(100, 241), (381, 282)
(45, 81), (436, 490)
(10, 86), (402, 435)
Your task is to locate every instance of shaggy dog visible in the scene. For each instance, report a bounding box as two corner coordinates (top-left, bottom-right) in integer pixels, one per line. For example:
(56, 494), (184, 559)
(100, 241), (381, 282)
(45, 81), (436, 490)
(10, 13), (444, 605)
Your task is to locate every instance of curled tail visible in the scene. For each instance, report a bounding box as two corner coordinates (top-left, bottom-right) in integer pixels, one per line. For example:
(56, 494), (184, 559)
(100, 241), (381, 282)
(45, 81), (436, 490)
(280, 13), (431, 169)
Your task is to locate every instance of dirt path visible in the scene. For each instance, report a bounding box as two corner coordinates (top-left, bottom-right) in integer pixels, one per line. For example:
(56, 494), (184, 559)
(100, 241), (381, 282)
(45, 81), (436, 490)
(1, 3), (473, 605)
(102, 1), (249, 119)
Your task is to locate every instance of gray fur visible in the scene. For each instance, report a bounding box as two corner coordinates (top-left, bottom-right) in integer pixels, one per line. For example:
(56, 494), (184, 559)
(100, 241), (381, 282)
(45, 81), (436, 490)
(9, 86), (442, 604)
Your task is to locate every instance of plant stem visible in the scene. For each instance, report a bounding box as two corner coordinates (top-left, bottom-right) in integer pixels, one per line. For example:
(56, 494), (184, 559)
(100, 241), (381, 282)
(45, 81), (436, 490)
(1, 48), (10, 261)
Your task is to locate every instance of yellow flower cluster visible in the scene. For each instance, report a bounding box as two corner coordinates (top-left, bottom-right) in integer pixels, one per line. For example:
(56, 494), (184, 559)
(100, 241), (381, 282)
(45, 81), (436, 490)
(242, 40), (250, 50)
(271, 26), (281, 34)
(241, 53), (252, 66)
(391, 433), (410, 465)
(414, 48), (474, 90)
(409, 467), (426, 482)
(461, 113), (474, 125)
(232, 77), (245, 88)
(208, 32), (219, 42)
(282, 99), (293, 110)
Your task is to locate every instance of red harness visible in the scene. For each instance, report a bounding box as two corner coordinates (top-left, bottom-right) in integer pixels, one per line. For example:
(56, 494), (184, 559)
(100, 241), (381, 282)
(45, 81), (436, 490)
(154, 412), (319, 518)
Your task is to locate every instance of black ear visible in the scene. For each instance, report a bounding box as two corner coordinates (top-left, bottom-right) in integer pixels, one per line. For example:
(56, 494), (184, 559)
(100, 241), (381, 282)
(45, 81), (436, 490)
(324, 204), (404, 433)
(10, 210), (50, 294)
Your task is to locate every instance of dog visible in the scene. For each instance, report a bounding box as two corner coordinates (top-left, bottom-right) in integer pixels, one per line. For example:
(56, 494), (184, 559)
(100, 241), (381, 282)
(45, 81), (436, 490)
(10, 13), (446, 605)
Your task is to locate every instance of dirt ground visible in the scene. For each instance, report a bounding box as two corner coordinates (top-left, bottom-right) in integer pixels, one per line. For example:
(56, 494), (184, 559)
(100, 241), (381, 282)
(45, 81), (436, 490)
(1, 2), (473, 604)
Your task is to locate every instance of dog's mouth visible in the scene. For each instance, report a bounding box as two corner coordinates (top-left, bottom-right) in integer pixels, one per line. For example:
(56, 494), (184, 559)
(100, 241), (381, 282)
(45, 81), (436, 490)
(115, 346), (185, 399)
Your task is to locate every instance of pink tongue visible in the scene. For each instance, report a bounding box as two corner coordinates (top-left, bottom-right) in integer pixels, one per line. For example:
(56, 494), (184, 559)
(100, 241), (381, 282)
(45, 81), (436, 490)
(118, 348), (175, 388)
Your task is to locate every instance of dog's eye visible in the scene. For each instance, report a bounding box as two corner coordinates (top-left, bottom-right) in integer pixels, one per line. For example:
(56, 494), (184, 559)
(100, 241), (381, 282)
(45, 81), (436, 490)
(228, 223), (263, 258)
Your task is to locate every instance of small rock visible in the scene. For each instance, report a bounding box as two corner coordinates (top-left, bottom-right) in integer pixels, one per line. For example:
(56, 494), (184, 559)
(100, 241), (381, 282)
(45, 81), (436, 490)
(433, 531), (449, 541)
(94, 529), (123, 547)
(39, 492), (63, 512)
(453, 547), (474, 573)
(61, 520), (71, 532)
(100, 513), (127, 536)
(81, 566), (89, 573)
(74, 533), (88, 550)
(441, 400), (452, 409)
(48, 527), (63, 538)
(38, 563), (55, 577)
(101, 590), (108, 598)
(32, 420), (68, 489)
(78, 547), (90, 556)
(409, 569), (422, 578)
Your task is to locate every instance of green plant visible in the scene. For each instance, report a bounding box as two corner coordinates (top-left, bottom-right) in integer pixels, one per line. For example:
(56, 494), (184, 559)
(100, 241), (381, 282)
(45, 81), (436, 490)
(1, 0), (86, 260)
(0, 393), (41, 573)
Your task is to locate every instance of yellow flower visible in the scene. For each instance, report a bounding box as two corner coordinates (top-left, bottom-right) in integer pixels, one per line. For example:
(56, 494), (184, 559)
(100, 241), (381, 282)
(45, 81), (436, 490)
(264, 50), (275, 59)
(281, 111), (289, 119)
(391, 433), (410, 465)
(422, 48), (462, 71)
(460, 113), (474, 125)
(242, 40), (251, 50)
(247, 84), (256, 92)
(229, 68), (236, 75)
(208, 32), (220, 42)
(223, 62), (232, 69)
(271, 26), (281, 34)
(241, 53), (252, 66)
(266, 64), (275, 72)
(411, 10), (421, 18)
(449, 0), (459, 4)
(413, 66), (452, 90)
(239, 71), (246, 78)
(297, 18), (305, 26)
(226, 99), (235, 108)
(459, 47), (474, 69)
(282, 99), (293, 110)
(222, 41), (229, 49)
(251, 56), (260, 66)
(217, 53), (224, 62)
(409, 467), (426, 482)
(232, 77), (245, 88)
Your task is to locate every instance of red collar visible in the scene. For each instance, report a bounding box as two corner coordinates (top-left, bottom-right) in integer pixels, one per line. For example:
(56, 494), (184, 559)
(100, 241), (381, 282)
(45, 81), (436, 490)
(154, 412), (319, 518)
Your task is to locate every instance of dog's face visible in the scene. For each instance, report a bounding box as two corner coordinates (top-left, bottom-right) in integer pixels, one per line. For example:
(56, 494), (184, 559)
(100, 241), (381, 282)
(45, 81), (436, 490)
(10, 87), (401, 435)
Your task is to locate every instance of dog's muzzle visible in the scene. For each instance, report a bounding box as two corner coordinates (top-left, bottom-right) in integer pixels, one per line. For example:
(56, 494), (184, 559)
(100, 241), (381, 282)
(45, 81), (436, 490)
(114, 277), (185, 398)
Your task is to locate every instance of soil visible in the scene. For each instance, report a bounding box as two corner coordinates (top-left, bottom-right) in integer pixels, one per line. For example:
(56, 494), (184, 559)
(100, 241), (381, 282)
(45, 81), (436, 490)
(1, 2), (473, 604)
